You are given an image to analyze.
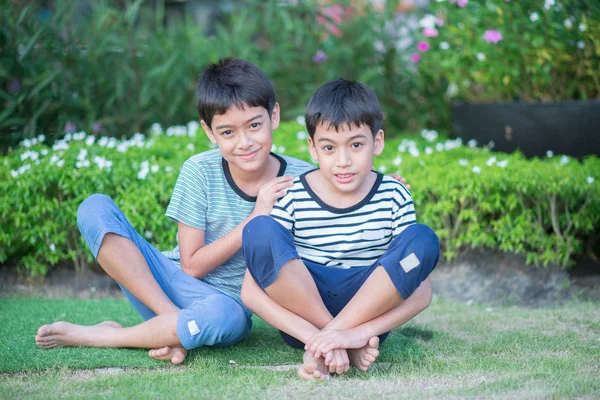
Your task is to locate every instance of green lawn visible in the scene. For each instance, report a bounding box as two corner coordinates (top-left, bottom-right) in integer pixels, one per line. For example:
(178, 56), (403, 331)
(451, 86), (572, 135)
(1, 297), (599, 399)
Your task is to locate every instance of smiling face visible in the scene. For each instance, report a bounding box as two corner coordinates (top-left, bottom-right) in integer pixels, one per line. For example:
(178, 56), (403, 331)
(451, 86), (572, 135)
(308, 122), (384, 196)
(201, 103), (280, 177)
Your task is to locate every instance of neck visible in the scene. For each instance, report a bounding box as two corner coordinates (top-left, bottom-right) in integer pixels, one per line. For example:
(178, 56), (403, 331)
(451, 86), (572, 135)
(229, 154), (278, 186)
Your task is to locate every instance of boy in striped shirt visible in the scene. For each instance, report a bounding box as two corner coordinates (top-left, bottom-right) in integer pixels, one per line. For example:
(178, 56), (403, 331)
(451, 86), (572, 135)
(241, 79), (440, 380)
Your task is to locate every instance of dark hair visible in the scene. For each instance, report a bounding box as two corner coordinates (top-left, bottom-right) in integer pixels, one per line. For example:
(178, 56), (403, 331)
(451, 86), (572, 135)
(304, 78), (383, 139)
(196, 58), (276, 128)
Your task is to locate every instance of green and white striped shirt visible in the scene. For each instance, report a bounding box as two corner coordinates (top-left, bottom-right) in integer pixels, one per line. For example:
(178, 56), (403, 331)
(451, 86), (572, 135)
(163, 149), (313, 309)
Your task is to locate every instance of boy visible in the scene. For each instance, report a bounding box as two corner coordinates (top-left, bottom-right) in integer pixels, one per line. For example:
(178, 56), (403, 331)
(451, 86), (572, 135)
(35, 58), (310, 364)
(241, 79), (439, 380)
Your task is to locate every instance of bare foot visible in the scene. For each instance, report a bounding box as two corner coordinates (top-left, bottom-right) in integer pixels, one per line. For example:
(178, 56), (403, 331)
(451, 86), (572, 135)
(35, 321), (123, 349)
(148, 346), (187, 365)
(348, 336), (380, 372)
(297, 350), (329, 380)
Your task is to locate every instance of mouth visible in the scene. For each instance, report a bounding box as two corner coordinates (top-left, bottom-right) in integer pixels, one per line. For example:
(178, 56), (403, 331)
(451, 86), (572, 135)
(334, 173), (356, 184)
(239, 150), (259, 161)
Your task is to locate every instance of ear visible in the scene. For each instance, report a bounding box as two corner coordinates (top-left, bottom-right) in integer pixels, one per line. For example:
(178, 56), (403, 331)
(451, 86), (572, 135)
(307, 137), (319, 163)
(373, 129), (385, 156)
(270, 103), (281, 131)
(201, 120), (217, 145)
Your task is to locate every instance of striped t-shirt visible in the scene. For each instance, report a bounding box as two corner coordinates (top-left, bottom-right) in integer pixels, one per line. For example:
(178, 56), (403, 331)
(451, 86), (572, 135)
(163, 149), (313, 307)
(271, 171), (416, 269)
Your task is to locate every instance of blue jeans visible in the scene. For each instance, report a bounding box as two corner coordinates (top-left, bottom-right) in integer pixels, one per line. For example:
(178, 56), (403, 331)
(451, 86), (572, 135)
(77, 194), (252, 350)
(242, 216), (439, 348)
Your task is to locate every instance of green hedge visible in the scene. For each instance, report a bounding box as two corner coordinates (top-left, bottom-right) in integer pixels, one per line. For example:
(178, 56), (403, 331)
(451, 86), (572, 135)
(1, 121), (598, 277)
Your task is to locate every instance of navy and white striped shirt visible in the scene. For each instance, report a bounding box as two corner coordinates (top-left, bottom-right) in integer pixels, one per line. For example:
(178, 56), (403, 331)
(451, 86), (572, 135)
(271, 171), (416, 269)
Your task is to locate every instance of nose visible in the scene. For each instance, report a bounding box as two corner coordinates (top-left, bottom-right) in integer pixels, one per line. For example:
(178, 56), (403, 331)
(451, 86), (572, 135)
(336, 148), (351, 168)
(238, 131), (254, 149)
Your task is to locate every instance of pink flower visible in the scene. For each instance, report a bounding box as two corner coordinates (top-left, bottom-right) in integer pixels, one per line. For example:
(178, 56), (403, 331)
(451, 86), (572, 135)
(423, 27), (439, 38)
(410, 54), (421, 63)
(436, 17), (445, 27)
(417, 41), (430, 52)
(457, 0), (468, 7)
(484, 30), (503, 43)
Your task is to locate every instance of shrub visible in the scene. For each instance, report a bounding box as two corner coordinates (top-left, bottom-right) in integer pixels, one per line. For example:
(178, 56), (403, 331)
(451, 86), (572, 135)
(1, 121), (598, 277)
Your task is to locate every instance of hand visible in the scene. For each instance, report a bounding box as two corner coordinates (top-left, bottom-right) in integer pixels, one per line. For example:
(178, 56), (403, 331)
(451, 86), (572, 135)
(323, 348), (350, 375)
(388, 174), (411, 190)
(305, 328), (370, 358)
(252, 175), (294, 216)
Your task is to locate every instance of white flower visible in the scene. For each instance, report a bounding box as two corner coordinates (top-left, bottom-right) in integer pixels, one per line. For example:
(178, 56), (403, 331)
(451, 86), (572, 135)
(76, 159), (90, 168)
(408, 147), (420, 158)
(435, 143), (444, 152)
(117, 143), (128, 153)
(530, 12), (540, 22)
(446, 83), (459, 97)
(21, 139), (32, 148)
(374, 40), (386, 53)
(393, 156), (402, 166)
(140, 160), (150, 170)
(98, 137), (109, 147)
(577, 41), (585, 49)
(564, 18), (573, 28)
(37, 134), (46, 142)
(150, 123), (163, 135)
(544, 0), (555, 10)
(421, 129), (438, 142)
(49, 244), (56, 252)
(468, 139), (478, 148)
(397, 144), (406, 152)
(56, 160), (64, 167)
(151, 165), (159, 173)
(107, 138), (117, 149)
(425, 147), (433, 155)
(296, 116), (305, 126)
(295, 131), (308, 140)
(165, 166), (173, 173)
(488, 141), (495, 149)
(546, 150), (554, 158)
(186, 143), (195, 152)
(497, 159), (508, 168)
(41, 149), (49, 156)
(278, 146), (286, 154)
(145, 230), (153, 239)
(476, 53), (486, 61)
(73, 132), (86, 141)
(187, 121), (199, 137)
(579, 23), (586, 32)
(419, 14), (437, 29)
(137, 170), (148, 180)
(586, 176), (594, 184)
(486, 156), (497, 166)
(559, 155), (569, 165)
(378, 165), (388, 173)
(85, 136), (95, 146)
(472, 166), (482, 174)
(458, 159), (468, 166)
(64, 133), (73, 141)
(10, 170), (19, 178)
(440, 42), (450, 50)
(77, 149), (88, 161)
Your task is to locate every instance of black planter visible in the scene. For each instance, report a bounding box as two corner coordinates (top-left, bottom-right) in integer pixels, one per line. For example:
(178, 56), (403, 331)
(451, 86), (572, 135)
(451, 100), (600, 158)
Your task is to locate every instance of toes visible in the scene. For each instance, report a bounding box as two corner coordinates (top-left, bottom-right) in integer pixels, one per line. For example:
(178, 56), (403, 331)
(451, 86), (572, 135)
(363, 354), (376, 363)
(37, 324), (51, 337)
(303, 361), (317, 375)
(171, 350), (186, 365)
(368, 336), (380, 348)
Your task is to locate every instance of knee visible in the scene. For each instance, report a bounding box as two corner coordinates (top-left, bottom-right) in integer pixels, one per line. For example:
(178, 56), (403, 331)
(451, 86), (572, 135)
(405, 224), (440, 259)
(242, 216), (279, 254)
(204, 295), (250, 346)
(77, 194), (116, 229)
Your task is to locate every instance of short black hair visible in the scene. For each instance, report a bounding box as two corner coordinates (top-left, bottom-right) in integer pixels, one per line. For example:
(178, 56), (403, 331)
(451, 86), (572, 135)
(196, 58), (277, 128)
(305, 78), (383, 139)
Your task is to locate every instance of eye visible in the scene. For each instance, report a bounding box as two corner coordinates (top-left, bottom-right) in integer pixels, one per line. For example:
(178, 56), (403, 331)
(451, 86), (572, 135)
(322, 145), (334, 152)
(351, 142), (362, 149)
(250, 122), (261, 129)
(221, 130), (233, 136)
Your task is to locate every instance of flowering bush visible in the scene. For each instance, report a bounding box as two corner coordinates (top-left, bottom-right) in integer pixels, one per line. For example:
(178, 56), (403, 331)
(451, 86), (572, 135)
(411, 0), (600, 102)
(1, 121), (598, 277)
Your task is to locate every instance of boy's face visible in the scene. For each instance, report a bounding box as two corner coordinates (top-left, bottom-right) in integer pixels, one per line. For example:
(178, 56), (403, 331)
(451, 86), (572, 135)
(201, 103), (279, 175)
(308, 122), (384, 195)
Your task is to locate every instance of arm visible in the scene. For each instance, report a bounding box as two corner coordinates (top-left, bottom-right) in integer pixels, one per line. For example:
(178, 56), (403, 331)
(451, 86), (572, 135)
(179, 175), (294, 279)
(240, 270), (320, 343)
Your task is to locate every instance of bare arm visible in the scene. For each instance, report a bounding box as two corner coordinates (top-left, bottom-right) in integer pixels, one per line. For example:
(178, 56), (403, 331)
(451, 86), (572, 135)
(179, 176), (294, 279)
(240, 270), (319, 343)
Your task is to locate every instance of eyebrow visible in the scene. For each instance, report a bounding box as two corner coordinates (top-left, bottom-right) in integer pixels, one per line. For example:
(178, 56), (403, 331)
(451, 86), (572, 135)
(214, 114), (263, 130)
(317, 133), (368, 143)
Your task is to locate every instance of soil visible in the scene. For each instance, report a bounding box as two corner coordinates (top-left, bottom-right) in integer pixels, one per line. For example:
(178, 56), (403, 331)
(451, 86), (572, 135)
(1, 250), (599, 306)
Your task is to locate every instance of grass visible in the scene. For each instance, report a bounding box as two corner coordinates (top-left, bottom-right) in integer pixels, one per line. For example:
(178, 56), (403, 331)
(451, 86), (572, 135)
(1, 296), (599, 399)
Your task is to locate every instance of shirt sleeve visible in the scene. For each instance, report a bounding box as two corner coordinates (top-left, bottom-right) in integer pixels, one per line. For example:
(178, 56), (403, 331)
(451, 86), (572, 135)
(270, 192), (295, 233)
(165, 159), (208, 231)
(392, 183), (416, 237)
